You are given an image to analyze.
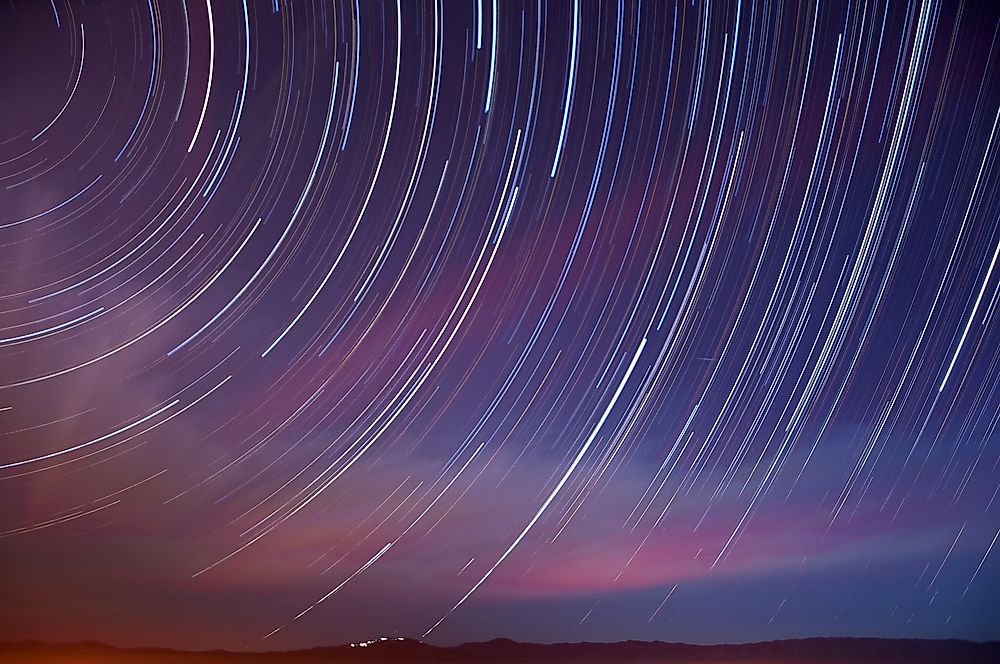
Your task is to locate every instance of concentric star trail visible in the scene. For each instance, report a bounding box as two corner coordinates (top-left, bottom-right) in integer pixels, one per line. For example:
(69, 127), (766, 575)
(0, 0), (998, 650)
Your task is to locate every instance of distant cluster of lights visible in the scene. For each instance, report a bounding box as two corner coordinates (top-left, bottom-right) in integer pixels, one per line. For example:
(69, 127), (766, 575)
(349, 637), (407, 648)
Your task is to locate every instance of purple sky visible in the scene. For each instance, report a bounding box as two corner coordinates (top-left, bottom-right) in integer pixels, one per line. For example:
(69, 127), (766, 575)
(1, 0), (998, 651)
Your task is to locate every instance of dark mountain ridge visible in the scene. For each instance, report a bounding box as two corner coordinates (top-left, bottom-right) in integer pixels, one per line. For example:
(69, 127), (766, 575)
(2, 636), (998, 663)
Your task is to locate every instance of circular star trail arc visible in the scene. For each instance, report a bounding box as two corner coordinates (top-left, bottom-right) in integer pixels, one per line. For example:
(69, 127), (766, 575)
(0, 0), (999, 648)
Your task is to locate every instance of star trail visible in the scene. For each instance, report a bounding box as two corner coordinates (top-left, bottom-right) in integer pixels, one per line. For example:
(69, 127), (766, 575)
(0, 0), (998, 650)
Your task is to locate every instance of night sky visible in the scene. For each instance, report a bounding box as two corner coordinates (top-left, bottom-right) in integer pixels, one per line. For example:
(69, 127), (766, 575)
(1, 0), (999, 652)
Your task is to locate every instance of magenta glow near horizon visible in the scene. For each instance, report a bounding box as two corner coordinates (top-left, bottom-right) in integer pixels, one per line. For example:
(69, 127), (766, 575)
(0, 0), (998, 650)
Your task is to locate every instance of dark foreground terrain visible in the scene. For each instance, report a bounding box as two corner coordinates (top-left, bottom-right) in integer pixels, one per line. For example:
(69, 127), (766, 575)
(2, 637), (998, 664)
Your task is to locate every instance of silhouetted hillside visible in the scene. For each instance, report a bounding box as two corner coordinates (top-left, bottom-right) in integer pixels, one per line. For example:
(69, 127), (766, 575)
(2, 636), (998, 663)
